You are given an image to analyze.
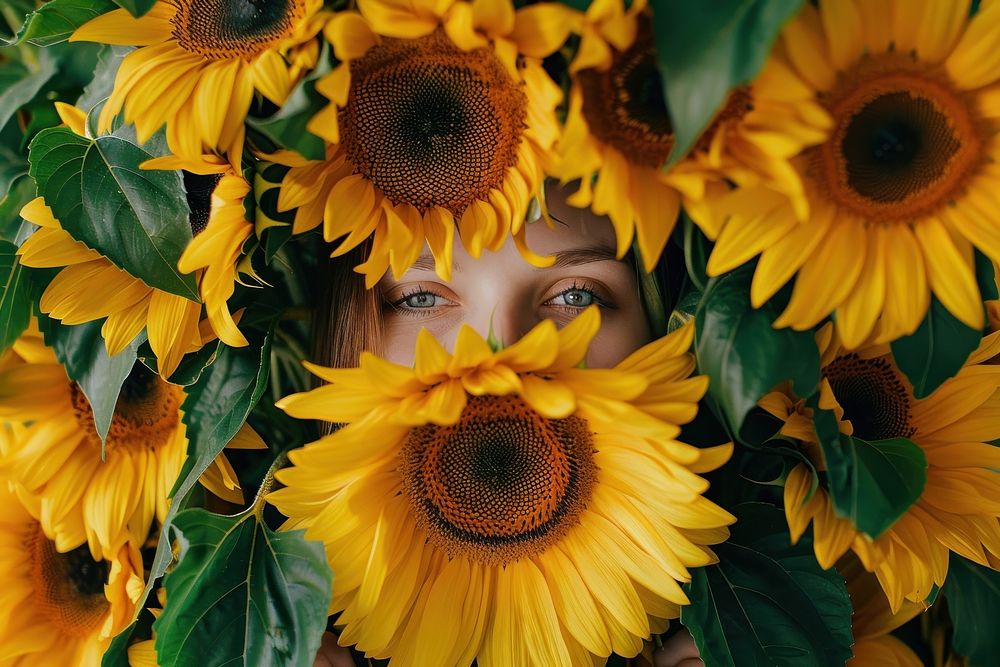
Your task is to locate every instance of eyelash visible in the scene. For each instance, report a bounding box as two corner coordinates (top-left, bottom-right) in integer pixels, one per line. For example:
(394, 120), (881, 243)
(547, 280), (614, 310)
(386, 285), (447, 315)
(384, 280), (615, 316)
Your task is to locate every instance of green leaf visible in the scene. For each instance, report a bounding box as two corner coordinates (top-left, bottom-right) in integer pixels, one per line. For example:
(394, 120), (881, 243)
(0, 241), (30, 353)
(4, 0), (116, 47)
(810, 401), (927, 539)
(681, 212), (711, 293)
(248, 79), (327, 161)
(848, 437), (927, 538)
(154, 506), (332, 667)
(944, 553), (1000, 667)
(651, 0), (804, 164)
(0, 51), (57, 132)
(126, 327), (272, 630)
(35, 315), (145, 449)
(890, 296), (981, 399)
(976, 249), (998, 302)
(28, 127), (198, 299)
(695, 265), (820, 435)
(112, 0), (156, 17)
(681, 503), (853, 667)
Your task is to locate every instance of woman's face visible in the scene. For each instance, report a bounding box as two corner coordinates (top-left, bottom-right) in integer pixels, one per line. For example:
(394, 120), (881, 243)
(377, 185), (652, 368)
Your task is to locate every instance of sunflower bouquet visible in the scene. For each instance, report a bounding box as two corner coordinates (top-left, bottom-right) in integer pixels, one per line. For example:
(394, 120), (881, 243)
(1, 0), (999, 665)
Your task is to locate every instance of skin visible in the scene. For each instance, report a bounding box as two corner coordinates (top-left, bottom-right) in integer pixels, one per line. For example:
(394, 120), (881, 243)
(313, 185), (702, 666)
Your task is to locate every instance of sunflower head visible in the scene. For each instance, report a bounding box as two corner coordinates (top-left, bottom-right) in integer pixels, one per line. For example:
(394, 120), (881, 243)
(269, 309), (734, 662)
(0, 483), (142, 663)
(284, 0), (562, 285)
(766, 324), (1000, 611)
(170, 0), (312, 61)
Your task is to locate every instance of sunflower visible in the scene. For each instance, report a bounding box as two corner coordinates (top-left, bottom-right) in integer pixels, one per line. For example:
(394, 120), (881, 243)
(16, 103), (249, 376)
(268, 308), (734, 665)
(705, 0), (1000, 348)
(272, 0), (562, 287)
(843, 555), (925, 667)
(0, 339), (263, 560)
(69, 0), (325, 166)
(547, 0), (831, 272)
(762, 324), (1000, 612)
(144, 152), (259, 349)
(0, 480), (143, 666)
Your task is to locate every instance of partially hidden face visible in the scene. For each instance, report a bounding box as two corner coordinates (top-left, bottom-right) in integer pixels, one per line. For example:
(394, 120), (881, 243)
(377, 184), (652, 369)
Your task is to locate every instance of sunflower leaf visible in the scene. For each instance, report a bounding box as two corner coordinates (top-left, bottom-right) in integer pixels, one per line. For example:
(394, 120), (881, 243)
(112, 0), (155, 18)
(154, 507), (332, 667)
(0, 241), (30, 353)
(0, 51), (58, 132)
(944, 553), (1000, 667)
(681, 502), (853, 667)
(695, 265), (820, 436)
(651, 0), (804, 165)
(27, 127), (199, 300)
(34, 315), (145, 449)
(890, 296), (981, 399)
(975, 250), (998, 301)
(2, 0), (116, 47)
(810, 400), (928, 539)
(846, 437), (927, 538)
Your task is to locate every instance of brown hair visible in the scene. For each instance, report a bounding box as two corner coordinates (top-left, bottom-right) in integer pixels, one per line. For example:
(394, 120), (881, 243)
(311, 241), (383, 373)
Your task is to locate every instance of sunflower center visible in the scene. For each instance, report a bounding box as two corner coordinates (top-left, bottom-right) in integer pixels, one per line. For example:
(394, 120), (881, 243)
(824, 354), (915, 441)
(400, 395), (596, 565)
(70, 363), (181, 454)
(183, 171), (223, 236)
(28, 526), (110, 639)
(171, 0), (304, 60)
(577, 20), (674, 168)
(815, 58), (985, 222)
(342, 29), (527, 215)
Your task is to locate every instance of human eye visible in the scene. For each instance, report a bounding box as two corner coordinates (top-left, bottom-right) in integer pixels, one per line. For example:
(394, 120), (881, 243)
(543, 280), (616, 311)
(385, 284), (456, 316)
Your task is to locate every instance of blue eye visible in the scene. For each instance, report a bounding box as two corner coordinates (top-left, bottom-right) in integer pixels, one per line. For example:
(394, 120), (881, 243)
(554, 288), (596, 308)
(400, 292), (438, 308)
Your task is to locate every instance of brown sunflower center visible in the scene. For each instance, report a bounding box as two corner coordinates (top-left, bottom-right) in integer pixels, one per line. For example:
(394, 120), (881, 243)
(824, 354), (915, 441)
(342, 29), (527, 215)
(814, 57), (985, 222)
(171, 0), (304, 60)
(28, 526), (110, 639)
(577, 20), (674, 168)
(70, 363), (181, 454)
(400, 395), (596, 565)
(183, 171), (223, 236)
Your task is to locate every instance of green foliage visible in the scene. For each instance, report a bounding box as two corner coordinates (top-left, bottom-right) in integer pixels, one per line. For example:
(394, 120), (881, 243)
(35, 315), (145, 450)
(975, 250), (998, 301)
(28, 127), (199, 299)
(112, 0), (155, 18)
(650, 0), (804, 165)
(3, 0), (116, 47)
(810, 402), (927, 539)
(0, 49), (58, 131)
(890, 297), (982, 399)
(102, 326), (273, 660)
(944, 554), (1000, 667)
(154, 506), (332, 667)
(681, 503), (853, 666)
(695, 265), (820, 435)
(0, 241), (29, 353)
(247, 44), (331, 161)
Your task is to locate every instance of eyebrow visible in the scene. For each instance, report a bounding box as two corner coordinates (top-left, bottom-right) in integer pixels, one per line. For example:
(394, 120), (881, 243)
(406, 244), (619, 274)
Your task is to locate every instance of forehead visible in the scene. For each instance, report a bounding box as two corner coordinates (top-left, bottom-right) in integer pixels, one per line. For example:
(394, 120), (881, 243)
(524, 195), (618, 257)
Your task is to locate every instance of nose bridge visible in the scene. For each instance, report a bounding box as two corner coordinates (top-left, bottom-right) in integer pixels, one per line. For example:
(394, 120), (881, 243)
(465, 297), (535, 349)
